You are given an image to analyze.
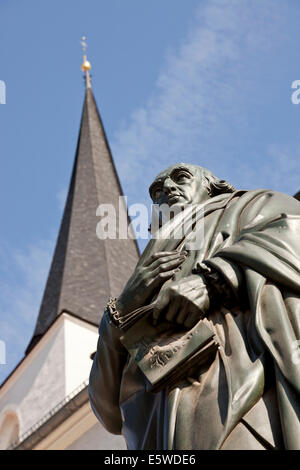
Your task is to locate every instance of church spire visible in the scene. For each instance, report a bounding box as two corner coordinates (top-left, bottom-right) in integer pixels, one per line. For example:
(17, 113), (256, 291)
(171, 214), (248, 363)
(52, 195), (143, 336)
(25, 43), (139, 354)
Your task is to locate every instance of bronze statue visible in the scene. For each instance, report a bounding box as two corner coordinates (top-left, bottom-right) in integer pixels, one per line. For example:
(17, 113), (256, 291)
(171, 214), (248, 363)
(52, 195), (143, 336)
(89, 163), (300, 450)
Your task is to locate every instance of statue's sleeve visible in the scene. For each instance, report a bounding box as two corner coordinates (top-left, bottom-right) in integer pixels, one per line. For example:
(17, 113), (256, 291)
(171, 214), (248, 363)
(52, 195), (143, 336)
(89, 310), (128, 435)
(203, 190), (300, 448)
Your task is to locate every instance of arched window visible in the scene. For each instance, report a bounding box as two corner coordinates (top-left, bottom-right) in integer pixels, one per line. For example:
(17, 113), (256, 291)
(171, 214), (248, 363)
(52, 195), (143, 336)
(0, 411), (19, 450)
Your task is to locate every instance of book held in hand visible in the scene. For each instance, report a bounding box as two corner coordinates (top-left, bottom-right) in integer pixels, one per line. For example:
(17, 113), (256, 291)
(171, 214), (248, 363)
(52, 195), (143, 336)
(120, 312), (219, 393)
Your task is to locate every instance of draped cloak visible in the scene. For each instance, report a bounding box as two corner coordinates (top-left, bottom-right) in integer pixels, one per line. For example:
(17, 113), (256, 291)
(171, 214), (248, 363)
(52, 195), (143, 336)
(89, 189), (300, 450)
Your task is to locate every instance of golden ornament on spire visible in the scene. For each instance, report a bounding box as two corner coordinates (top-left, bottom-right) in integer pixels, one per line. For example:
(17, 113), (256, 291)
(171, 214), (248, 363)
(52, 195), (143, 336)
(81, 36), (92, 71)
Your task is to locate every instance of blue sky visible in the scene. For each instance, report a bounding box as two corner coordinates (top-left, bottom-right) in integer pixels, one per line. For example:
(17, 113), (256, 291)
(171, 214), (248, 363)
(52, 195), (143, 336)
(1, 0), (300, 384)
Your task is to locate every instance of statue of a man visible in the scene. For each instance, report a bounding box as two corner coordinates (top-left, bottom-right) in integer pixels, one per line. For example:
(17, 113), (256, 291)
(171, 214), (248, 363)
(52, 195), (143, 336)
(89, 163), (300, 450)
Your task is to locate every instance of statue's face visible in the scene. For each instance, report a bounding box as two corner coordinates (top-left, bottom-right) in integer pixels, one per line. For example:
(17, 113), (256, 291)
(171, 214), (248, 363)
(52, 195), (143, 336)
(149, 163), (210, 208)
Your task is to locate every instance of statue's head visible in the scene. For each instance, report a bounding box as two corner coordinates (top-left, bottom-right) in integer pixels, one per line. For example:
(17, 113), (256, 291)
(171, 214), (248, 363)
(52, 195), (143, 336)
(149, 163), (235, 207)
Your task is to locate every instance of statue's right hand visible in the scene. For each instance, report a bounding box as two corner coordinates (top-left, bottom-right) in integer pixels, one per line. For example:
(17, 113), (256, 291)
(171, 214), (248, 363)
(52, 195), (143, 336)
(116, 251), (188, 317)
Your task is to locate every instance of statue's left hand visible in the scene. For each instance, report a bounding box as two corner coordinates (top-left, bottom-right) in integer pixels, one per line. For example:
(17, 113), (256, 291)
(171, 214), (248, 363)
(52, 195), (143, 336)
(152, 274), (211, 328)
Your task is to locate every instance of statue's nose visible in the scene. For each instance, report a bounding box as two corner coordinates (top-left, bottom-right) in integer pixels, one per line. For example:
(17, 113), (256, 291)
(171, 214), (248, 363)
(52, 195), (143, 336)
(163, 177), (177, 195)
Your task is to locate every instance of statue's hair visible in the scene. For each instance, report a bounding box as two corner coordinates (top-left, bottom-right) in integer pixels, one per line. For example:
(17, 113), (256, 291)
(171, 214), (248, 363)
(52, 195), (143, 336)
(150, 163), (236, 200)
(200, 167), (235, 198)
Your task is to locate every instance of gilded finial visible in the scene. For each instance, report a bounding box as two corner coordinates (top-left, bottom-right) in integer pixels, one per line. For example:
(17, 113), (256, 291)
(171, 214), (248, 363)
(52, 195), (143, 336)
(81, 36), (92, 72)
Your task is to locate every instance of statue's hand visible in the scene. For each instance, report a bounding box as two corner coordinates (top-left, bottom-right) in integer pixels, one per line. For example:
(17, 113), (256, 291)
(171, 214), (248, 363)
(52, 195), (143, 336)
(116, 251), (188, 317)
(152, 274), (211, 328)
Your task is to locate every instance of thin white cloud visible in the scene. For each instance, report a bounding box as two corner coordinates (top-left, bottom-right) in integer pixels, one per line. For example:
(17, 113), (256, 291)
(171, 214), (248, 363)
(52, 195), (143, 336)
(0, 176), (65, 383)
(0, 240), (54, 384)
(111, 0), (295, 201)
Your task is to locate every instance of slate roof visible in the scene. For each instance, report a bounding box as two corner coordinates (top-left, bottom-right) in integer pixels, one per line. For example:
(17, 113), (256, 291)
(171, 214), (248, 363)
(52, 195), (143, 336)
(26, 76), (139, 354)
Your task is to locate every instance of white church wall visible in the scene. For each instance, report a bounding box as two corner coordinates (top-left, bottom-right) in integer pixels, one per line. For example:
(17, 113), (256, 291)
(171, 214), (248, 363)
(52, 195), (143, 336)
(0, 313), (113, 449)
(0, 320), (65, 440)
(33, 401), (126, 450)
(63, 314), (98, 396)
(67, 421), (126, 450)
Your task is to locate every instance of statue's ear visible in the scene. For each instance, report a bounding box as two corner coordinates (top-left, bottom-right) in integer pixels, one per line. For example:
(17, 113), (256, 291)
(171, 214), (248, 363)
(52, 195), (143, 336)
(203, 176), (212, 196)
(209, 179), (235, 197)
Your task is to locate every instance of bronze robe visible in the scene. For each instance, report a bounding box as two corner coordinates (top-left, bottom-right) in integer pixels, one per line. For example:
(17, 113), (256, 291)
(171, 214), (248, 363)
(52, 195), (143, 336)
(89, 189), (300, 450)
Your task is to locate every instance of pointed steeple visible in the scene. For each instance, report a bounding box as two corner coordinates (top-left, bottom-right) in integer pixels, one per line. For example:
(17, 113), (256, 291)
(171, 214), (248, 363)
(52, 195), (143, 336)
(26, 46), (139, 354)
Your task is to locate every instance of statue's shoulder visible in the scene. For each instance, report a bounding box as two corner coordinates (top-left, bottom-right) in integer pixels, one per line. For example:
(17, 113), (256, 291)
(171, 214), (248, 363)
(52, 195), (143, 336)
(236, 188), (298, 203)
(236, 188), (300, 219)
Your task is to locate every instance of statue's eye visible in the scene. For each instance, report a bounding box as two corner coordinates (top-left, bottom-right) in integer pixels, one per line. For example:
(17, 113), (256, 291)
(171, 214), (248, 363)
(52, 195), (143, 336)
(151, 185), (163, 201)
(175, 172), (190, 182)
(154, 189), (162, 200)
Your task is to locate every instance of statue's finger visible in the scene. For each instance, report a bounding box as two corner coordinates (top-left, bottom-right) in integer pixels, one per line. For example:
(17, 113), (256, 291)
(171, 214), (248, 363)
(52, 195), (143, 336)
(175, 299), (190, 325)
(152, 305), (163, 324)
(152, 308), (162, 326)
(151, 256), (185, 276)
(165, 298), (180, 322)
(152, 292), (170, 325)
(148, 253), (187, 270)
(184, 309), (202, 329)
(144, 250), (187, 267)
(144, 251), (179, 266)
(152, 268), (180, 287)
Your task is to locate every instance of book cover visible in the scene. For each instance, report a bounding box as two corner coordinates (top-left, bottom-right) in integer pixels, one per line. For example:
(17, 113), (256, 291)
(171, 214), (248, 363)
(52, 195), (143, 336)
(120, 313), (218, 393)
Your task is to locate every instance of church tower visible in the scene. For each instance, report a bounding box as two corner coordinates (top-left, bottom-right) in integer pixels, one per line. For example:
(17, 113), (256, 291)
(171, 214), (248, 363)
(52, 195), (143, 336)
(0, 43), (139, 450)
